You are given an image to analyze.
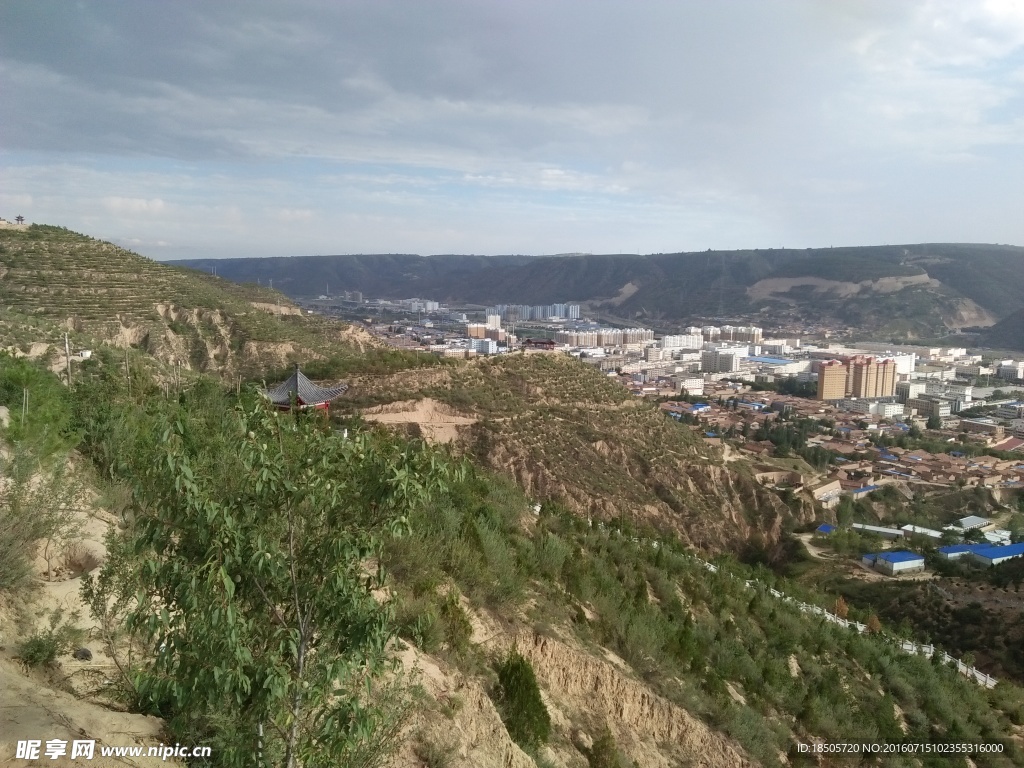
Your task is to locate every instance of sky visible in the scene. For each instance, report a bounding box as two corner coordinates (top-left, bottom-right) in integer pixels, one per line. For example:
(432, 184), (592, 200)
(2, 1), (1024, 260)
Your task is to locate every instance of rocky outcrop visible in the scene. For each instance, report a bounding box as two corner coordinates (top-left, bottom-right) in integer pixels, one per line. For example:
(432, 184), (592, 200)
(509, 631), (755, 768)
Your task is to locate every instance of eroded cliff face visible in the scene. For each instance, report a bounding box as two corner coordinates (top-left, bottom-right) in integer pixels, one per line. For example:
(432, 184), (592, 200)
(509, 630), (756, 768)
(460, 419), (812, 556)
(342, 356), (814, 556)
(388, 611), (757, 768)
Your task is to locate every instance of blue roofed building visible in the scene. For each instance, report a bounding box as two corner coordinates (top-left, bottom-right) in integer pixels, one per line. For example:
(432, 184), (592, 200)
(816, 523), (836, 535)
(971, 542), (1024, 567)
(861, 550), (925, 576)
(851, 484), (882, 500)
(937, 543), (991, 560)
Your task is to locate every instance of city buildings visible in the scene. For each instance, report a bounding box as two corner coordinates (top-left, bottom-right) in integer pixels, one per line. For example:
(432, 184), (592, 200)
(488, 303), (582, 321)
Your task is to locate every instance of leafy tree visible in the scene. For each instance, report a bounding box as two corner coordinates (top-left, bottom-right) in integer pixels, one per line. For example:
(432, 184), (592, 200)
(494, 650), (551, 753)
(108, 402), (456, 767)
(926, 414), (942, 430)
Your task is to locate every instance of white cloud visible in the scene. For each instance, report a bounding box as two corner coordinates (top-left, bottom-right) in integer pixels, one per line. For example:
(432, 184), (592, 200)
(274, 208), (314, 222)
(102, 197), (167, 214)
(2, 2), (1023, 255)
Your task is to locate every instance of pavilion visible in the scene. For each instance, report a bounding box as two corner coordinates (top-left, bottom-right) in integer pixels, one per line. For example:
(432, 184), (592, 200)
(262, 363), (349, 412)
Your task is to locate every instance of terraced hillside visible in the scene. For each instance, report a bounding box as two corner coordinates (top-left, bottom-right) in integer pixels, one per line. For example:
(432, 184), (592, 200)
(341, 352), (808, 554)
(0, 225), (373, 376)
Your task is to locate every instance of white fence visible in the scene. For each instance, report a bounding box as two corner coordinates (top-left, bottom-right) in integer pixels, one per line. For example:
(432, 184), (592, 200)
(687, 554), (996, 688)
(586, 521), (999, 688)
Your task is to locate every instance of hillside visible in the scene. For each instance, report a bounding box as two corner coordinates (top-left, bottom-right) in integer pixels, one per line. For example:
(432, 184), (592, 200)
(4, 225), (1024, 766)
(0, 225), (377, 376)
(342, 352), (805, 555)
(985, 307), (1024, 351)
(3, 353), (1024, 767)
(171, 243), (1024, 337)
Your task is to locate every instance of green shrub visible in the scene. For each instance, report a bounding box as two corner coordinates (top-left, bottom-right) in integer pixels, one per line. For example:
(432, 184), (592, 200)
(16, 609), (83, 667)
(0, 354), (75, 457)
(494, 650), (550, 753)
(586, 723), (629, 768)
(438, 593), (473, 657)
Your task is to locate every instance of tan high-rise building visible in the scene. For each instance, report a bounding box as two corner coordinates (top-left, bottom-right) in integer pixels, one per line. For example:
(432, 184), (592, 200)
(817, 355), (897, 400)
(817, 360), (848, 400)
(848, 355), (896, 398)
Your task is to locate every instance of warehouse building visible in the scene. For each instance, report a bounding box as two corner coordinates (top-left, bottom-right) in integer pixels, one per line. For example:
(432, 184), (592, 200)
(971, 543), (1024, 567)
(852, 522), (904, 540)
(937, 543), (992, 560)
(957, 515), (991, 531)
(862, 550), (926, 576)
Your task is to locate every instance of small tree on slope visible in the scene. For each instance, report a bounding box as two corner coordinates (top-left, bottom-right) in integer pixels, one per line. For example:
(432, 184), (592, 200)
(114, 403), (456, 768)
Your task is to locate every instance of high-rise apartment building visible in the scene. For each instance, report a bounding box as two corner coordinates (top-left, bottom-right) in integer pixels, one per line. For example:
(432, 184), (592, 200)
(816, 356), (896, 400)
(817, 360), (848, 400)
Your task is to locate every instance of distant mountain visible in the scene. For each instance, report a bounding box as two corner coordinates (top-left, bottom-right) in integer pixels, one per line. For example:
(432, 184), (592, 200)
(984, 306), (1024, 351)
(172, 253), (539, 301)
(170, 243), (1024, 337)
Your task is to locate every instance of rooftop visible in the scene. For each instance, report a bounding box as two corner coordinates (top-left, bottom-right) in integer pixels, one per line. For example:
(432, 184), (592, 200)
(938, 544), (991, 555)
(974, 542), (1024, 560)
(865, 550), (924, 564)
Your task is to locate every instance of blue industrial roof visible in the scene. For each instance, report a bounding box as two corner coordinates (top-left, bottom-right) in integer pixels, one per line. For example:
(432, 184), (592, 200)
(973, 543), (1024, 560)
(746, 356), (793, 365)
(816, 523), (836, 534)
(854, 484), (882, 494)
(938, 544), (989, 555)
(866, 550), (924, 564)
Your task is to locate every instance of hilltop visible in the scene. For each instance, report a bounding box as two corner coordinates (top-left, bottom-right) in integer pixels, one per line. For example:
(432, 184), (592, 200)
(4, 348), (1024, 767)
(171, 243), (1024, 337)
(0, 225), (377, 377)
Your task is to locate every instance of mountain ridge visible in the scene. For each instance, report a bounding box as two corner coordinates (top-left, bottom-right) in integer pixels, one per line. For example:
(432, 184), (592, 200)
(169, 243), (1024, 337)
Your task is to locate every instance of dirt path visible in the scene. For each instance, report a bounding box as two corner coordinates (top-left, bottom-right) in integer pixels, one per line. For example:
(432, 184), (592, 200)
(796, 532), (834, 561)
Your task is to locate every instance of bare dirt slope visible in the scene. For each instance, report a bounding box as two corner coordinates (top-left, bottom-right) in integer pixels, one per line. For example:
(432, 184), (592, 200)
(0, 659), (175, 768)
(362, 398), (478, 444)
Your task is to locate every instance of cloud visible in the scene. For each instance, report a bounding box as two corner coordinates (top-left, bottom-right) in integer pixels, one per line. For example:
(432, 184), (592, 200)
(102, 197), (167, 214)
(1, 1), (1023, 256)
(274, 208), (314, 222)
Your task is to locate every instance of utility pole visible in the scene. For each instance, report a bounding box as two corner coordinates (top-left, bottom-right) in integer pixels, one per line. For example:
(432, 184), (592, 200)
(64, 332), (72, 385)
(21, 387), (28, 427)
(125, 349), (132, 397)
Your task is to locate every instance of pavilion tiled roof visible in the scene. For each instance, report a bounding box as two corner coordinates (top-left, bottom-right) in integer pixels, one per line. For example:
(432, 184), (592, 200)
(263, 365), (349, 407)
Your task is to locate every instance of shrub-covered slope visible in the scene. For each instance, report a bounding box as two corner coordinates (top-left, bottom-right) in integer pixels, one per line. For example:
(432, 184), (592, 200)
(0, 225), (370, 376)
(338, 352), (810, 555)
